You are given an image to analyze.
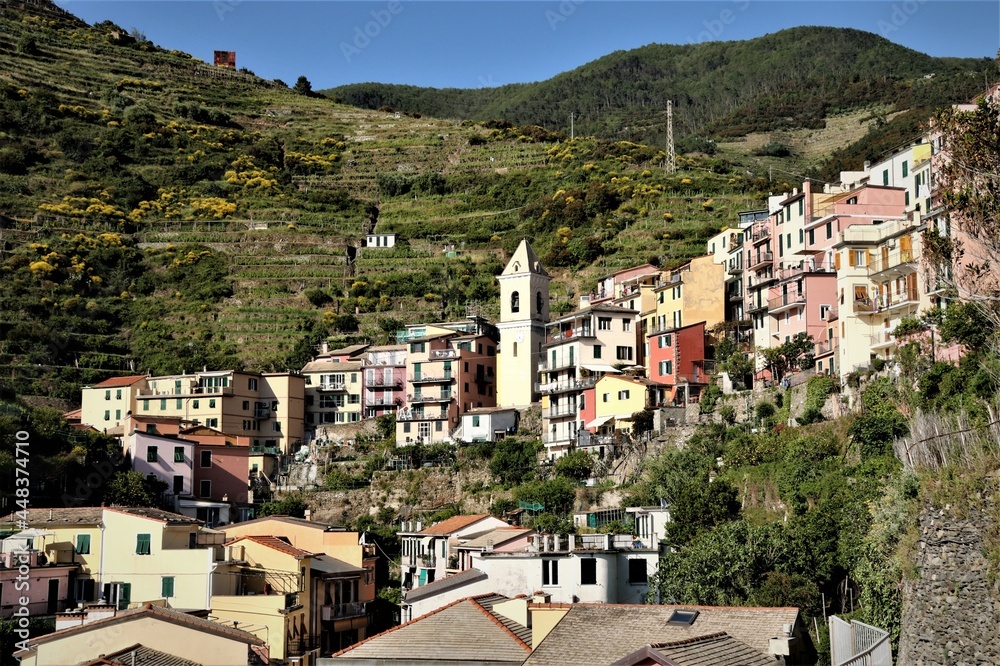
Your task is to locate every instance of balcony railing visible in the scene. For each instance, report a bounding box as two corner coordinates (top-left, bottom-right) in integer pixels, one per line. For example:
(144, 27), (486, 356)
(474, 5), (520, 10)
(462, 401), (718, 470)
(535, 376), (597, 395)
(367, 376), (402, 388)
(248, 445), (280, 456)
(751, 227), (771, 242)
(548, 327), (595, 343)
(408, 393), (452, 404)
(409, 374), (452, 384)
(318, 381), (347, 392)
(728, 289), (744, 302)
(869, 331), (896, 349)
(547, 403), (580, 418)
(776, 262), (833, 282)
(322, 601), (367, 621)
(429, 349), (459, 360)
(541, 434), (575, 446)
(136, 385), (233, 397)
(768, 292), (806, 312)
(824, 306), (839, 322)
(868, 249), (918, 277)
(853, 298), (877, 314)
(814, 339), (838, 356)
(253, 406), (270, 419)
(648, 321), (677, 336)
(748, 252), (774, 270)
(727, 261), (743, 275)
(366, 396), (401, 407)
(396, 410), (448, 421)
(538, 357), (576, 373)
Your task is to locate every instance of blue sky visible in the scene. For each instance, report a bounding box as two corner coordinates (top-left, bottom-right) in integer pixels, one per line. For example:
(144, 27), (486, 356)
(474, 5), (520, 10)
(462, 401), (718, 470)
(55, 1), (999, 90)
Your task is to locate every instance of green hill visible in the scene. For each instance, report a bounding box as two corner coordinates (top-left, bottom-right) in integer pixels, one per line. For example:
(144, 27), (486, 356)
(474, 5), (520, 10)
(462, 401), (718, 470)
(323, 27), (993, 145)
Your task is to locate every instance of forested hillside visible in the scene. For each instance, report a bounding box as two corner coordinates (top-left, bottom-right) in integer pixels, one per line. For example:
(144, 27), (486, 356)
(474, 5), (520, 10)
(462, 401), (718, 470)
(324, 27), (994, 146)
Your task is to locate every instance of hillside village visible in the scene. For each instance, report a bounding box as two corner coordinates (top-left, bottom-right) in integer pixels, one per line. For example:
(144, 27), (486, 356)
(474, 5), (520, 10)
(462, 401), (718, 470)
(2, 1), (1000, 665)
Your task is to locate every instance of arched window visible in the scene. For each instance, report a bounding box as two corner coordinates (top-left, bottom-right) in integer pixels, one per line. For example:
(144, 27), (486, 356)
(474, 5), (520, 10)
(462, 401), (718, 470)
(536, 291), (543, 314)
(511, 291), (520, 313)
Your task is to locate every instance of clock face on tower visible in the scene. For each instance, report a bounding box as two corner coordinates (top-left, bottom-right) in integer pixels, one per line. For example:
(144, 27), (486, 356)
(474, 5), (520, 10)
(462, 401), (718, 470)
(516, 332), (524, 343)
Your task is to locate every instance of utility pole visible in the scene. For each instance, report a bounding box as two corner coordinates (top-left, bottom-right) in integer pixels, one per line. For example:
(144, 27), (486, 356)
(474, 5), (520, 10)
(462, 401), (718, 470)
(570, 112), (574, 140)
(665, 100), (675, 173)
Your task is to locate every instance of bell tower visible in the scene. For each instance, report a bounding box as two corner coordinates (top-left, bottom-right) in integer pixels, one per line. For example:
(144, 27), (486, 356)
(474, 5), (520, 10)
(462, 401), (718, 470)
(497, 240), (550, 407)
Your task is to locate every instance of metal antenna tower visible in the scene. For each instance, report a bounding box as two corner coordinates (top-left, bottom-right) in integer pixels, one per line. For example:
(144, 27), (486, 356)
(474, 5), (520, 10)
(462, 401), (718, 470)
(666, 100), (675, 173)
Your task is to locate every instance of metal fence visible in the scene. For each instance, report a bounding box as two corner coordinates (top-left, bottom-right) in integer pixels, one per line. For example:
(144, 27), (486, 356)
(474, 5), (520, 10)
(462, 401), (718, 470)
(829, 616), (892, 666)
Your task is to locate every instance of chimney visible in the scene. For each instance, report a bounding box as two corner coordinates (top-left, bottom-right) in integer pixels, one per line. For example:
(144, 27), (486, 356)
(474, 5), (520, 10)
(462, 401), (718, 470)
(532, 591), (551, 604)
(304, 509), (312, 521)
(579, 294), (591, 309)
(863, 160), (871, 172)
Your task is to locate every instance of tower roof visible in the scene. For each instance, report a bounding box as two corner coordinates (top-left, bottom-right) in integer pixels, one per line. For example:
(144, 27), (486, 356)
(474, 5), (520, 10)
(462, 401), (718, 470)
(501, 240), (550, 278)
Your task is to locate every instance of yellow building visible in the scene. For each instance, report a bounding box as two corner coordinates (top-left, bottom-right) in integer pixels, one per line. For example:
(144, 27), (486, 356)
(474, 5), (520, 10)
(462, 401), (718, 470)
(834, 214), (933, 379)
(82, 370), (307, 454)
(647, 255), (725, 337)
(222, 515), (377, 652)
(8, 507), (221, 610)
(15, 603), (264, 666)
(80, 375), (149, 434)
(497, 240), (551, 408)
(302, 358), (365, 431)
(592, 375), (666, 436)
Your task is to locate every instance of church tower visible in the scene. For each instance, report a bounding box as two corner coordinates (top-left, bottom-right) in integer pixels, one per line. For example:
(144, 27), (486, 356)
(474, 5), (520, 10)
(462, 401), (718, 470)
(497, 240), (550, 407)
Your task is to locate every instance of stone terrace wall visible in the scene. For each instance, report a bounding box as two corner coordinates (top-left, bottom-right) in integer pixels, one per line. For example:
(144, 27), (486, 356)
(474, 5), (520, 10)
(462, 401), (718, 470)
(898, 503), (1000, 665)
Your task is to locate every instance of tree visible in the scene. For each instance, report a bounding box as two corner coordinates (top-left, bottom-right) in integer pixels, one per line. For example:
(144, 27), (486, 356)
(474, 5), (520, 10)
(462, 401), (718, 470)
(293, 76), (314, 96)
(663, 478), (740, 547)
(105, 471), (166, 507)
(554, 449), (594, 481)
(489, 438), (537, 486)
(16, 35), (38, 55)
(259, 494), (308, 518)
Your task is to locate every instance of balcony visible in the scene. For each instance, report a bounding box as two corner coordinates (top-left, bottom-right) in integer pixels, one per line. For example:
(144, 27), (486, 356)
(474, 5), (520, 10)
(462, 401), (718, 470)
(727, 260), (743, 276)
(648, 321), (677, 336)
(823, 306), (839, 322)
(429, 349), (459, 360)
(815, 339), (838, 357)
(728, 288), (744, 302)
(751, 227), (771, 243)
(536, 376), (597, 395)
(322, 601), (367, 621)
(397, 409), (448, 421)
(317, 381), (347, 392)
(777, 262), (833, 282)
(869, 331), (896, 351)
(366, 354), (406, 367)
(768, 291), (806, 314)
(136, 385), (233, 397)
(868, 249), (918, 281)
(747, 299), (768, 314)
(409, 374), (453, 385)
(538, 357), (577, 373)
(748, 252), (774, 271)
(884, 289), (920, 311)
(253, 405), (270, 419)
(367, 375), (402, 388)
(547, 403), (580, 418)
(408, 393), (452, 404)
(366, 396), (401, 407)
(853, 297), (877, 315)
(419, 554), (437, 568)
(547, 327), (595, 343)
(541, 434), (576, 447)
(248, 444), (280, 456)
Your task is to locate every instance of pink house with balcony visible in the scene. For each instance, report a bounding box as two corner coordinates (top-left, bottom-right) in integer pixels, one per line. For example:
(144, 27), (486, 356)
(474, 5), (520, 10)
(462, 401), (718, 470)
(0, 546), (77, 618)
(646, 321), (711, 404)
(362, 344), (407, 418)
(589, 264), (660, 306)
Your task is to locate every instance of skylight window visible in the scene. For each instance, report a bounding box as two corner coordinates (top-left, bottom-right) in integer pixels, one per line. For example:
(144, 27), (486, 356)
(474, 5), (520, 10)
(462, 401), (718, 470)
(667, 610), (699, 626)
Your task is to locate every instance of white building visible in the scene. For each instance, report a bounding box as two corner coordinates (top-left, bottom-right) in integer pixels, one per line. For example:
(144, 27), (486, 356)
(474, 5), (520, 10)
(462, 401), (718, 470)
(363, 233), (397, 248)
(457, 407), (519, 442)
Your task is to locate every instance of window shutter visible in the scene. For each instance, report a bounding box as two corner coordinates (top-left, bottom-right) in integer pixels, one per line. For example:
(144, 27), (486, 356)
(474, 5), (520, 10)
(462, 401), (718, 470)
(864, 250), (871, 266)
(835, 252), (841, 270)
(848, 251), (856, 267)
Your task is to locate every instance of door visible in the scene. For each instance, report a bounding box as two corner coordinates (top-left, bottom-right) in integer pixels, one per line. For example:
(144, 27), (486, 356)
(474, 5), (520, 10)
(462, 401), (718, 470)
(47, 578), (59, 614)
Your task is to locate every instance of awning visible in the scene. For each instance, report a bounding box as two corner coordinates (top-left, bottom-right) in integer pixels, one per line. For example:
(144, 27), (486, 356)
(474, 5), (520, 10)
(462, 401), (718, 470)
(581, 364), (622, 374)
(585, 415), (615, 429)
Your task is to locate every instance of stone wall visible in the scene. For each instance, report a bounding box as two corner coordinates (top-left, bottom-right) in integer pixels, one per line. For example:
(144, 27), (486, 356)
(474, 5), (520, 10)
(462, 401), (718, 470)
(898, 503), (1000, 665)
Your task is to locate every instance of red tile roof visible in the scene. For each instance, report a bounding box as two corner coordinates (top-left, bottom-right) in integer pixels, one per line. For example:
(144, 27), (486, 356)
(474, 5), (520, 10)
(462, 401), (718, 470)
(226, 534), (313, 558)
(419, 514), (491, 535)
(91, 375), (147, 388)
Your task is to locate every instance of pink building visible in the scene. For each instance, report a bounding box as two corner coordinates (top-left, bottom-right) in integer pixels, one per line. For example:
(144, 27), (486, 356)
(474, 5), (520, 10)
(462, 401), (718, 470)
(128, 430), (195, 498)
(590, 264), (660, 306)
(647, 321), (711, 404)
(362, 344), (407, 418)
(192, 443), (250, 507)
(0, 548), (76, 618)
(802, 185), (907, 266)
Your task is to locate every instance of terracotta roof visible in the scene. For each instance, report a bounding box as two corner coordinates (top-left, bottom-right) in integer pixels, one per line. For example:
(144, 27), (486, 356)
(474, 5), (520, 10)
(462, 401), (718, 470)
(91, 375), (147, 388)
(79, 643), (202, 666)
(64, 408), (82, 419)
(523, 604), (801, 666)
(302, 359), (363, 373)
(105, 507), (202, 525)
(464, 406), (519, 415)
(226, 534), (313, 558)
(15, 603), (263, 655)
(331, 594), (529, 663)
(1, 507), (103, 526)
(418, 514), (492, 536)
(404, 568), (488, 604)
